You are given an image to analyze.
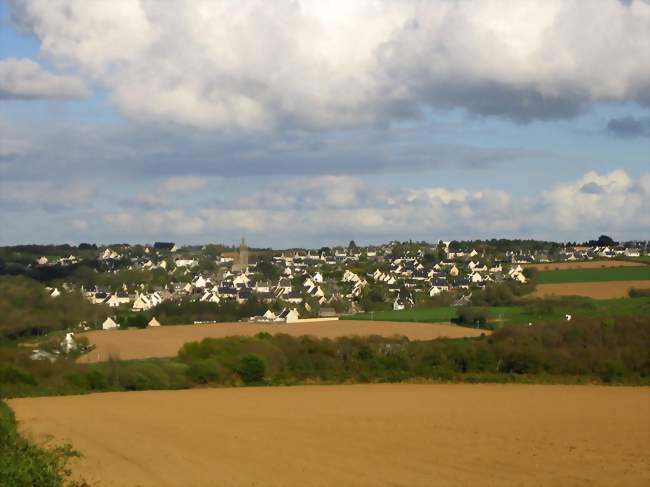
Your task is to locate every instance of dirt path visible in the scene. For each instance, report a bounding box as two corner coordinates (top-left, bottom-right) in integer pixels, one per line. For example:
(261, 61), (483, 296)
(78, 321), (485, 363)
(9, 384), (649, 487)
(532, 281), (650, 299)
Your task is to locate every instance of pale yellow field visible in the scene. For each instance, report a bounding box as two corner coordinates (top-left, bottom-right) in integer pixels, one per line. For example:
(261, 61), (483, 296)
(10, 384), (650, 487)
(523, 260), (643, 270)
(532, 280), (650, 299)
(78, 321), (486, 363)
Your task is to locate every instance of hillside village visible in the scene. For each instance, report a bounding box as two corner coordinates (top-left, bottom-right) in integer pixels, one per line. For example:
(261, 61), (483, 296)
(6, 237), (647, 330)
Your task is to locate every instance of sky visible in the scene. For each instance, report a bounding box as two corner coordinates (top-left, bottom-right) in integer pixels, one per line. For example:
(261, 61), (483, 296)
(0, 0), (649, 248)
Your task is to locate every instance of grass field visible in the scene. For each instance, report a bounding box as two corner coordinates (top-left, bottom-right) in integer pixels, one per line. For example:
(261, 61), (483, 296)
(342, 307), (456, 323)
(343, 297), (650, 326)
(9, 384), (650, 487)
(537, 266), (650, 284)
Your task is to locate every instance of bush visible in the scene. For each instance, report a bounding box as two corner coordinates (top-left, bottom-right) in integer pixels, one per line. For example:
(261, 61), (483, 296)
(84, 370), (107, 390)
(237, 354), (266, 384)
(0, 365), (36, 385)
(456, 307), (489, 327)
(0, 401), (80, 487)
(629, 288), (650, 298)
(186, 359), (221, 384)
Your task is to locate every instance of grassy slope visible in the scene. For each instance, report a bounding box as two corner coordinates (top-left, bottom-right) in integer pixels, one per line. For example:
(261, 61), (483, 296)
(537, 266), (650, 284)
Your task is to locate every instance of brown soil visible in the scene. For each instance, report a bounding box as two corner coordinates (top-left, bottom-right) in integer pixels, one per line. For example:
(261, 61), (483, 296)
(9, 384), (649, 487)
(78, 321), (486, 363)
(532, 281), (650, 299)
(523, 260), (643, 270)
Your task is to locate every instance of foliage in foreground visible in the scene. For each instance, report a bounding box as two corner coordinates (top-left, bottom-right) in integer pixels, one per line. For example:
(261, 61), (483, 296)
(2, 316), (648, 399)
(0, 276), (109, 341)
(0, 401), (81, 487)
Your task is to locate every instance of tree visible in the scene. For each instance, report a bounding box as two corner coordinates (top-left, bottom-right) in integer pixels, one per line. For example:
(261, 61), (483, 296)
(596, 235), (616, 246)
(255, 259), (280, 281)
(237, 354), (266, 384)
(348, 240), (358, 251)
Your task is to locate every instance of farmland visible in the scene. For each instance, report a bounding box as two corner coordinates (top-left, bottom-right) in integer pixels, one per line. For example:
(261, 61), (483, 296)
(523, 260), (644, 270)
(78, 321), (486, 363)
(532, 281), (650, 299)
(9, 384), (650, 487)
(536, 266), (650, 284)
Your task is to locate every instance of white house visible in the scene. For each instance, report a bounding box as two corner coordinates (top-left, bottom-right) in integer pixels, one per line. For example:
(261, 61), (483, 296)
(449, 264), (459, 277)
(192, 275), (208, 288)
(286, 308), (300, 322)
(60, 332), (77, 353)
(200, 291), (220, 303)
(148, 317), (161, 327)
(104, 294), (121, 308)
(102, 317), (120, 330)
(175, 258), (198, 268)
(132, 293), (152, 311)
(470, 272), (484, 283)
(429, 286), (447, 297)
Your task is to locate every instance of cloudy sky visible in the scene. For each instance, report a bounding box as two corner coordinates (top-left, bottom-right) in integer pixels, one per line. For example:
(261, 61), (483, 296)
(0, 0), (649, 247)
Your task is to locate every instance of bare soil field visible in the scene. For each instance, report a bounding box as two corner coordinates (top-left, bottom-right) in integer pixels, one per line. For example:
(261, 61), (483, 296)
(10, 384), (649, 487)
(523, 260), (644, 270)
(78, 321), (486, 363)
(532, 280), (650, 299)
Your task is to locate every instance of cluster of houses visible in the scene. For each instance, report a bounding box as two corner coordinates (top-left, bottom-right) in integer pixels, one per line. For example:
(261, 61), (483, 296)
(35, 239), (648, 326)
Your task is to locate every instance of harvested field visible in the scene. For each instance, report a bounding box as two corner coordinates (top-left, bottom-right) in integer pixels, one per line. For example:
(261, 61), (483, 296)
(523, 260), (644, 270)
(532, 280), (650, 299)
(10, 384), (650, 487)
(78, 321), (485, 363)
(537, 267), (650, 284)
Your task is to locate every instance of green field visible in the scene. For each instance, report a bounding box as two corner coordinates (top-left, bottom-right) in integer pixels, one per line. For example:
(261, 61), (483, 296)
(341, 297), (650, 327)
(342, 307), (457, 323)
(537, 266), (650, 284)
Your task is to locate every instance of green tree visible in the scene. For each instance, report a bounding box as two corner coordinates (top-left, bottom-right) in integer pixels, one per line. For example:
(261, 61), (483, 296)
(237, 354), (266, 384)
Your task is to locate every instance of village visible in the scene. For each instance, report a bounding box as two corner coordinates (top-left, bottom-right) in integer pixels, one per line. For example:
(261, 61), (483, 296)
(26, 237), (648, 330)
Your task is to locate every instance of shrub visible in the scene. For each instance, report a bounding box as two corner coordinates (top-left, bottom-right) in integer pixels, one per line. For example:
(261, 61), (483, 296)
(237, 354), (266, 384)
(186, 359), (221, 384)
(629, 288), (650, 298)
(84, 370), (107, 390)
(0, 365), (36, 385)
(500, 349), (542, 374)
(456, 307), (489, 327)
(0, 401), (80, 487)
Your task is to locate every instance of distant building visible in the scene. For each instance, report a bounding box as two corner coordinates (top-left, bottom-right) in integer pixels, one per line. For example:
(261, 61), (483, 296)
(102, 317), (120, 330)
(233, 237), (249, 272)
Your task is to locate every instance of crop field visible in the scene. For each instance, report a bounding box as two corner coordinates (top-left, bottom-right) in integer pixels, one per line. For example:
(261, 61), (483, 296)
(78, 321), (486, 363)
(523, 260), (644, 270)
(9, 384), (649, 487)
(532, 281), (650, 299)
(536, 266), (650, 284)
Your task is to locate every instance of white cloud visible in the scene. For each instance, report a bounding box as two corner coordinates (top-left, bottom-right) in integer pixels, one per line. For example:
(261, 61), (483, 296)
(159, 176), (207, 193)
(92, 170), (649, 243)
(541, 170), (650, 231)
(0, 180), (94, 210)
(10, 0), (650, 129)
(0, 57), (88, 100)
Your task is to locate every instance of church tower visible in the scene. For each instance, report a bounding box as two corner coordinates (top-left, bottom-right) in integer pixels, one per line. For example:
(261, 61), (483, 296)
(239, 236), (249, 270)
